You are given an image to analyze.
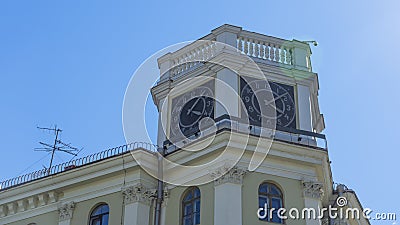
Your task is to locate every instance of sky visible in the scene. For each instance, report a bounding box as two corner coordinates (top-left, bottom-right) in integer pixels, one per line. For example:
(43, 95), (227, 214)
(1, 0), (399, 224)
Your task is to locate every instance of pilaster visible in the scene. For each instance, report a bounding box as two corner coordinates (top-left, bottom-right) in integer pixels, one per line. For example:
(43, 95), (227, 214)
(121, 183), (155, 225)
(58, 202), (75, 225)
(211, 166), (246, 225)
(302, 181), (324, 225)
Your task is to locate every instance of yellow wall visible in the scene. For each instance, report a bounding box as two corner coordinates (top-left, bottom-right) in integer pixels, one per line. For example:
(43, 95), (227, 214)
(164, 171), (307, 225)
(242, 172), (306, 225)
(70, 192), (124, 225)
(165, 182), (214, 225)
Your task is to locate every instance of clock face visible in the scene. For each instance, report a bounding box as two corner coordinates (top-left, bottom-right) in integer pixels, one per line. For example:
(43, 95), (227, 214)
(170, 83), (215, 140)
(240, 77), (296, 129)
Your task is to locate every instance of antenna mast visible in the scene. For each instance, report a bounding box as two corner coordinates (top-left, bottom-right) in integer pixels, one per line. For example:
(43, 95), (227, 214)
(35, 125), (81, 174)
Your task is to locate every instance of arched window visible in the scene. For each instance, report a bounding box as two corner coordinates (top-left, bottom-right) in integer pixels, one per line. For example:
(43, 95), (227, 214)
(259, 182), (283, 223)
(182, 187), (201, 225)
(89, 204), (109, 225)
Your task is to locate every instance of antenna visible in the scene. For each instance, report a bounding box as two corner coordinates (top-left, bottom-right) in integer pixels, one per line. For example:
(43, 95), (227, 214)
(35, 125), (81, 174)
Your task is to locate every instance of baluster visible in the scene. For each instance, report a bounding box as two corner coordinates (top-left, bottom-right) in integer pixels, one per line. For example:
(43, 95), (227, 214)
(281, 48), (286, 64)
(274, 46), (278, 62)
(270, 45), (276, 61)
(203, 46), (207, 61)
(279, 46), (283, 63)
(207, 45), (212, 60)
(179, 57), (184, 73)
(260, 41), (265, 59)
(238, 38), (243, 52)
(287, 48), (292, 65)
(212, 42), (218, 56)
(266, 43), (271, 60)
(183, 54), (188, 70)
(254, 40), (260, 58)
(190, 50), (195, 67)
(194, 48), (200, 62)
(172, 59), (178, 75)
(249, 39), (254, 56)
(244, 38), (249, 55)
(197, 48), (202, 62)
(203, 45), (208, 61)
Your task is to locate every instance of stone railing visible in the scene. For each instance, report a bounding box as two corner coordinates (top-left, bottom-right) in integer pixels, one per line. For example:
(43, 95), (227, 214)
(157, 24), (312, 82)
(169, 40), (218, 77)
(237, 31), (293, 65)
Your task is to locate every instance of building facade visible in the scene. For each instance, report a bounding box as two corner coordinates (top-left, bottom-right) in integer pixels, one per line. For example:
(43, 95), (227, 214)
(0, 24), (369, 225)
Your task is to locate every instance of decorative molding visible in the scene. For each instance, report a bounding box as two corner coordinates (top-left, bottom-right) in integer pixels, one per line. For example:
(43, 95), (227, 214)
(7, 202), (16, 215)
(0, 205), (6, 217)
(121, 183), (156, 205)
(27, 196), (37, 209)
(17, 200), (26, 213)
(210, 165), (247, 186)
(37, 193), (48, 206)
(0, 191), (59, 218)
(48, 191), (58, 204)
(161, 187), (169, 207)
(302, 181), (324, 199)
(58, 202), (75, 221)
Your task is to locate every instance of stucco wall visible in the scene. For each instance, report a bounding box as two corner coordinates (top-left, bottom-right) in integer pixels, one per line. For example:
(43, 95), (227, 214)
(165, 182), (214, 225)
(70, 191), (124, 225)
(242, 172), (306, 225)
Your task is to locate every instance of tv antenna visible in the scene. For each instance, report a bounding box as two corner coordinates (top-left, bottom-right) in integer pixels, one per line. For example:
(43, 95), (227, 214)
(35, 125), (82, 174)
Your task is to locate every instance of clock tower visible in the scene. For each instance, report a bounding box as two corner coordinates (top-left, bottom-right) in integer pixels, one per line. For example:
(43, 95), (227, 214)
(149, 25), (365, 225)
(152, 24), (325, 150)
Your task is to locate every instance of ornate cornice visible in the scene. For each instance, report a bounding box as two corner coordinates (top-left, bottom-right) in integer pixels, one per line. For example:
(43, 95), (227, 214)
(58, 201), (75, 221)
(302, 181), (324, 199)
(0, 191), (59, 218)
(210, 165), (247, 186)
(121, 183), (156, 205)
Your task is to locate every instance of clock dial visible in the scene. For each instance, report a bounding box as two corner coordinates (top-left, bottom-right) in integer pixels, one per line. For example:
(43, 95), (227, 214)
(240, 77), (296, 129)
(170, 84), (214, 140)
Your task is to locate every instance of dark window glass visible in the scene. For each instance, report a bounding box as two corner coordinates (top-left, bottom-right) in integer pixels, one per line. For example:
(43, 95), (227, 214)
(258, 182), (283, 224)
(89, 204), (109, 225)
(182, 187), (201, 225)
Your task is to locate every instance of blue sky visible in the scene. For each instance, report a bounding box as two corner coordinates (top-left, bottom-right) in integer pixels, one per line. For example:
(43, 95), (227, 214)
(1, 0), (399, 224)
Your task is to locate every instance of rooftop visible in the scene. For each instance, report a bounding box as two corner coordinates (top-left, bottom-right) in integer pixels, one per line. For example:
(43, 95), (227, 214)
(0, 142), (158, 192)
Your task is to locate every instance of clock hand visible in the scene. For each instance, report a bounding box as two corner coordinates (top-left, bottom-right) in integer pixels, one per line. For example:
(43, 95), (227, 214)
(187, 97), (202, 115)
(191, 110), (202, 116)
(270, 104), (285, 114)
(263, 92), (288, 106)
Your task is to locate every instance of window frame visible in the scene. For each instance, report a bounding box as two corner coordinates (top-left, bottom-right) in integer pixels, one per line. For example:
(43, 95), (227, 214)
(88, 203), (110, 225)
(181, 186), (201, 225)
(258, 182), (284, 224)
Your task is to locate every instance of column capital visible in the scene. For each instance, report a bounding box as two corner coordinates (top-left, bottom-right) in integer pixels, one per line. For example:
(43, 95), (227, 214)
(122, 183), (156, 205)
(302, 181), (324, 199)
(210, 165), (247, 186)
(58, 201), (75, 222)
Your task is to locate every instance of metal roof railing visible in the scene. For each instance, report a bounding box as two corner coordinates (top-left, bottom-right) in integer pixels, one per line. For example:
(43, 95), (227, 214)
(163, 114), (327, 155)
(0, 142), (158, 191)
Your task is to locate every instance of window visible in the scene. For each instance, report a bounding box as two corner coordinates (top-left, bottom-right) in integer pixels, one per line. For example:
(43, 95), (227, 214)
(182, 187), (200, 225)
(89, 204), (109, 225)
(259, 182), (283, 223)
